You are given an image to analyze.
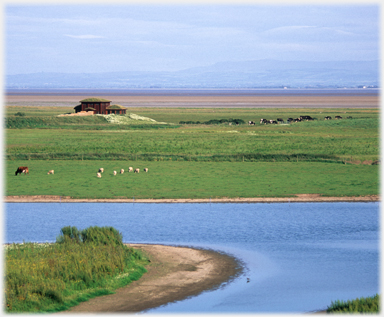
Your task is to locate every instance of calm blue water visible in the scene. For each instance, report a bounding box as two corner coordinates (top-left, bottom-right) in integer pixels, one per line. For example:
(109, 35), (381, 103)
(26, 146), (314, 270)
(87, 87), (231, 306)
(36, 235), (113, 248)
(5, 202), (379, 313)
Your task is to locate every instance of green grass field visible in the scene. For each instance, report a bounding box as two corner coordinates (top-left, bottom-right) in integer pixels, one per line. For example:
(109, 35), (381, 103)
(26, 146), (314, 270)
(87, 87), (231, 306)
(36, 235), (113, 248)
(5, 106), (379, 198)
(6, 160), (378, 199)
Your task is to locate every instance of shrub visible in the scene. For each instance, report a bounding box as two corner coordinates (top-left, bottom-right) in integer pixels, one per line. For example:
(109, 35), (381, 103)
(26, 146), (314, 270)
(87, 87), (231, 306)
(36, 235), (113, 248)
(14, 112), (25, 117)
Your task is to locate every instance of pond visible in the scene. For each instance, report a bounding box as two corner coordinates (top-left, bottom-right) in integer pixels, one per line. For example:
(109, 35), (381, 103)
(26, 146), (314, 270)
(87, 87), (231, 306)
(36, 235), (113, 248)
(5, 202), (379, 313)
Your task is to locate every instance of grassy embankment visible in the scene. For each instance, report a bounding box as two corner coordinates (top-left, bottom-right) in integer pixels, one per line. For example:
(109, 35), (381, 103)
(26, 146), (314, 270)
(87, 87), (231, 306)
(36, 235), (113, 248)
(5, 226), (149, 313)
(327, 294), (380, 313)
(5, 106), (379, 199)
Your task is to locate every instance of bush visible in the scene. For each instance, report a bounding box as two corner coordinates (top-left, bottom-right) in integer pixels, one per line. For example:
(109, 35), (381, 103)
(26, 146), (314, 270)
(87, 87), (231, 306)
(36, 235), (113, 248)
(14, 112), (25, 117)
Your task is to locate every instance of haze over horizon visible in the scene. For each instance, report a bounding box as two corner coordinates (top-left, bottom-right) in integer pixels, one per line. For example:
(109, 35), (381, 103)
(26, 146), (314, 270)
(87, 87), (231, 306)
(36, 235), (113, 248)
(6, 4), (379, 77)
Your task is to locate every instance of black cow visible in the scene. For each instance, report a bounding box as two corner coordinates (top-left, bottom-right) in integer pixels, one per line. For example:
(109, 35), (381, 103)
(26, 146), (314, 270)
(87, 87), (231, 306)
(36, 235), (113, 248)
(15, 166), (29, 176)
(335, 116), (342, 119)
(324, 116), (332, 120)
(300, 115), (314, 121)
(277, 118), (284, 123)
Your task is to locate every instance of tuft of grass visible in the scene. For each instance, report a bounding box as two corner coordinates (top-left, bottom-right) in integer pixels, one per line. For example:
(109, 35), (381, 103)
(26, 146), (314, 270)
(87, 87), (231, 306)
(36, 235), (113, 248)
(326, 294), (380, 313)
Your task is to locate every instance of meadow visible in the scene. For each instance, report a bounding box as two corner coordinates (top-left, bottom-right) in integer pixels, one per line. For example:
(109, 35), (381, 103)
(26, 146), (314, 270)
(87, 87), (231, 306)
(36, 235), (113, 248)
(5, 226), (149, 313)
(5, 106), (379, 198)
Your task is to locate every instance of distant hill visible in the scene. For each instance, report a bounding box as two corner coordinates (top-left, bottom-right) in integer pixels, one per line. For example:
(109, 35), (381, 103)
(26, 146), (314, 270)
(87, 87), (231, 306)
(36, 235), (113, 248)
(6, 59), (379, 89)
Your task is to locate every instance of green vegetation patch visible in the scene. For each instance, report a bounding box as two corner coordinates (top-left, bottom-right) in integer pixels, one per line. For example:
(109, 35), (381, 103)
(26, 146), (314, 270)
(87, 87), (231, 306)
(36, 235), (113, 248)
(80, 98), (111, 102)
(5, 226), (149, 313)
(327, 294), (380, 313)
(107, 104), (126, 109)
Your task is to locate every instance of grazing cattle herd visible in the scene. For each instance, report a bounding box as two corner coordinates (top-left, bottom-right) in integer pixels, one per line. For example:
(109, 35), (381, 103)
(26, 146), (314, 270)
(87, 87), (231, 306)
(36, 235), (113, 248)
(254, 115), (348, 125)
(96, 167), (147, 177)
(14, 166), (149, 178)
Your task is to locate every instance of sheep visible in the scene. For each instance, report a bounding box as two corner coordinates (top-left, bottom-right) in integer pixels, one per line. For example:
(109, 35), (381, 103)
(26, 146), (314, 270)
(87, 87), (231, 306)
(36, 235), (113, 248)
(98, 168), (104, 173)
(113, 170), (117, 176)
(96, 172), (102, 178)
(128, 167), (133, 172)
(47, 170), (54, 175)
(134, 168), (140, 173)
(120, 169), (124, 174)
(144, 168), (148, 172)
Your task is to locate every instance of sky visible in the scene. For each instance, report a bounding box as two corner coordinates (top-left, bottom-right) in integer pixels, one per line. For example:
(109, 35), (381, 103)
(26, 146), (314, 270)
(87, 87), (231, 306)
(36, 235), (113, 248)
(5, 3), (380, 75)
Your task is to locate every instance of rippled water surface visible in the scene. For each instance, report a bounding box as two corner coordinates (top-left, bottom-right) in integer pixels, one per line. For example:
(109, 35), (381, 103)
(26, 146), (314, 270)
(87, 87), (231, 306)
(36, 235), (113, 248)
(5, 202), (379, 313)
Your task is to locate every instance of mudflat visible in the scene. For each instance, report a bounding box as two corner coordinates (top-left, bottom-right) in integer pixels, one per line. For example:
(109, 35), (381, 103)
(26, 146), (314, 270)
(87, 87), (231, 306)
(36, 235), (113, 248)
(62, 244), (241, 313)
(6, 94), (379, 108)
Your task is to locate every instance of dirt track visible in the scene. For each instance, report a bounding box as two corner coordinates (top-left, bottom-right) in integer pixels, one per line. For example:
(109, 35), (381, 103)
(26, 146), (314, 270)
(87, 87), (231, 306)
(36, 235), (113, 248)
(61, 244), (241, 313)
(5, 194), (380, 203)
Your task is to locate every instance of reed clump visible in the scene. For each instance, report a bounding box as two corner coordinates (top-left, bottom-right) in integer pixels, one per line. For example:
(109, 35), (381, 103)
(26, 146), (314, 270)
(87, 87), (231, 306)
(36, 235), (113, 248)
(5, 226), (148, 313)
(326, 294), (380, 313)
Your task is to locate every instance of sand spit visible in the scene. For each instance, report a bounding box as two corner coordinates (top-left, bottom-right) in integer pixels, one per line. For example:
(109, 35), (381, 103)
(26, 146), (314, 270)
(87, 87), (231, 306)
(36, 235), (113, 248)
(61, 244), (241, 313)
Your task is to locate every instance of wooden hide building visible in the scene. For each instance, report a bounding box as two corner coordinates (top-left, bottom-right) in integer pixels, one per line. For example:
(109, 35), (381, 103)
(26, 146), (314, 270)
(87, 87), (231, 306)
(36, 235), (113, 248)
(74, 98), (126, 115)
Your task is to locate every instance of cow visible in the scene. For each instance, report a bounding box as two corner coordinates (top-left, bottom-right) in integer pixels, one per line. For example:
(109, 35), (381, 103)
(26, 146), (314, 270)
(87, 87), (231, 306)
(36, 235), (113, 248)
(277, 118), (284, 123)
(98, 168), (104, 173)
(287, 118), (294, 123)
(134, 168), (140, 173)
(144, 168), (148, 172)
(128, 167), (133, 172)
(120, 169), (124, 174)
(270, 120), (278, 124)
(324, 116), (332, 120)
(15, 166), (29, 176)
(300, 115), (314, 121)
(96, 172), (101, 178)
(113, 170), (117, 176)
(47, 170), (54, 175)
(335, 116), (342, 119)
(248, 121), (255, 125)
(294, 118), (301, 122)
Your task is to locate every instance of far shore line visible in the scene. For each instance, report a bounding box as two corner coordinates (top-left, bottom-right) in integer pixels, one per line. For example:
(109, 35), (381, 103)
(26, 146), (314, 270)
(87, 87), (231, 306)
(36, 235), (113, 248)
(4, 194), (380, 203)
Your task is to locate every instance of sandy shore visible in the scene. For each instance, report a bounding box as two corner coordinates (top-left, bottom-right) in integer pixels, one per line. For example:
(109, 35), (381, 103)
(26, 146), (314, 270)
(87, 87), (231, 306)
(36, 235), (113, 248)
(6, 94), (379, 108)
(62, 244), (241, 313)
(5, 194), (380, 203)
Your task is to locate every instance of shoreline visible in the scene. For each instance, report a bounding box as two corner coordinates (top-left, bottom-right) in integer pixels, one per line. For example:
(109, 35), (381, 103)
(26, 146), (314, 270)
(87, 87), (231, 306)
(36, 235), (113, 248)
(5, 194), (380, 203)
(62, 243), (242, 313)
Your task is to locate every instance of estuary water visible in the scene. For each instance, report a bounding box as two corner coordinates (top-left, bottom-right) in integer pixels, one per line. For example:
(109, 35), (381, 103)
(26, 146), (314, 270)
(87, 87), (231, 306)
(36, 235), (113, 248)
(5, 202), (379, 313)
